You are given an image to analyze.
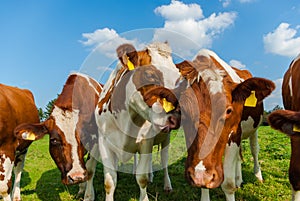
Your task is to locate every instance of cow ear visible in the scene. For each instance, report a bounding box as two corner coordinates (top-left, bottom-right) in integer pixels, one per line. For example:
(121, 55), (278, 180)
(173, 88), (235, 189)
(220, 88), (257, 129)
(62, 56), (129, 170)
(14, 120), (50, 141)
(232, 77), (275, 105)
(268, 110), (300, 136)
(175, 60), (197, 81)
(116, 43), (138, 69)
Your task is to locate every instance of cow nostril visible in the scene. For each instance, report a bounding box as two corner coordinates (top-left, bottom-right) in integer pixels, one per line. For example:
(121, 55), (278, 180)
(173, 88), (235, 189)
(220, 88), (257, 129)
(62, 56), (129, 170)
(168, 115), (179, 129)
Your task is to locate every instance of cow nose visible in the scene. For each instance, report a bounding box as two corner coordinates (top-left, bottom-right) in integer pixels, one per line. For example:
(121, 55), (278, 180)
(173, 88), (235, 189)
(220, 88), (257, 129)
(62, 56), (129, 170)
(67, 171), (87, 184)
(187, 167), (222, 189)
(168, 114), (180, 129)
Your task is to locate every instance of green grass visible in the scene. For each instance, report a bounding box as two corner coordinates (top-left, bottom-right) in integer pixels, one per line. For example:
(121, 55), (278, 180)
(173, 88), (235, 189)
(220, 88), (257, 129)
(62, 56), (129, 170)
(16, 126), (292, 201)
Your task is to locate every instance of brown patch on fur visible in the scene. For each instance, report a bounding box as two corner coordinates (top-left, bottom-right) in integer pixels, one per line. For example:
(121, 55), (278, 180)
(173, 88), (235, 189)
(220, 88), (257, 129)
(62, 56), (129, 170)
(98, 65), (129, 114)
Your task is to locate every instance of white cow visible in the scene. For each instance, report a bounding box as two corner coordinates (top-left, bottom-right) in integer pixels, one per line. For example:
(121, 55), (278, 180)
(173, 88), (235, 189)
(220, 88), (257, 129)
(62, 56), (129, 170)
(95, 42), (181, 201)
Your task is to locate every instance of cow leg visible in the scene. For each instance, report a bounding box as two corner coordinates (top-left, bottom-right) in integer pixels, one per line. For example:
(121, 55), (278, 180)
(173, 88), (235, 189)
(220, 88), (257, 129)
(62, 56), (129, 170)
(99, 137), (118, 201)
(0, 154), (14, 201)
(161, 135), (172, 192)
(81, 156), (97, 201)
(200, 188), (210, 201)
(12, 150), (27, 201)
(221, 143), (239, 201)
(136, 147), (152, 201)
(249, 130), (263, 182)
(148, 154), (153, 183)
(235, 146), (243, 188)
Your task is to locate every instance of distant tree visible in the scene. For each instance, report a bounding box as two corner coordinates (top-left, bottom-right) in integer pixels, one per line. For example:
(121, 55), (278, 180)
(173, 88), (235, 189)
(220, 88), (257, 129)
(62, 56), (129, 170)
(38, 107), (46, 121)
(44, 98), (56, 119)
(268, 105), (283, 113)
(262, 105), (284, 126)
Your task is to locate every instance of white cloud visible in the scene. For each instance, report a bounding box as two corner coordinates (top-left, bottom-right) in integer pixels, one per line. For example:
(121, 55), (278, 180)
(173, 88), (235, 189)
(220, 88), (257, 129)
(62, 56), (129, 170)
(263, 23), (300, 57)
(154, 0), (204, 21)
(80, 1), (237, 59)
(220, 0), (231, 7)
(154, 1), (237, 57)
(80, 28), (141, 58)
(229, 59), (246, 69)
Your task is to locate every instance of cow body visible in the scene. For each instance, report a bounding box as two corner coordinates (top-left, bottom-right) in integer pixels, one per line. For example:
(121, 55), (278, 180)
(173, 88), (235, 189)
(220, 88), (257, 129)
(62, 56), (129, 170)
(0, 84), (39, 201)
(268, 54), (300, 201)
(95, 42), (181, 201)
(175, 49), (274, 201)
(15, 73), (102, 201)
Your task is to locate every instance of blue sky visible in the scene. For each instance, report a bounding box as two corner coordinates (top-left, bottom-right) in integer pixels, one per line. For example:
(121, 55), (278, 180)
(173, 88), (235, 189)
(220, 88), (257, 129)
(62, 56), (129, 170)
(1, 0), (300, 111)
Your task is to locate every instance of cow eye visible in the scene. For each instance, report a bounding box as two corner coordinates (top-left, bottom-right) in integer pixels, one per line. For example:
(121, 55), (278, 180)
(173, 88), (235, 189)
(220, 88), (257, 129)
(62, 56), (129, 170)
(225, 106), (233, 118)
(50, 138), (61, 145)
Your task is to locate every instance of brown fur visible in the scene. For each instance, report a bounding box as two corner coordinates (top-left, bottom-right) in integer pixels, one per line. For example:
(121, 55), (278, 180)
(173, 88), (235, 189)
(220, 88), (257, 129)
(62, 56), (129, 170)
(269, 57), (300, 192)
(0, 84), (39, 197)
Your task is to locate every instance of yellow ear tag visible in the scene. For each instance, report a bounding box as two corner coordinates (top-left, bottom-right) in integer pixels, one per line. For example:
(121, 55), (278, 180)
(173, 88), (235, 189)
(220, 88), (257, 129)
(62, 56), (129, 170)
(127, 59), (135, 71)
(244, 90), (257, 107)
(162, 98), (175, 113)
(22, 132), (36, 141)
(293, 124), (300, 132)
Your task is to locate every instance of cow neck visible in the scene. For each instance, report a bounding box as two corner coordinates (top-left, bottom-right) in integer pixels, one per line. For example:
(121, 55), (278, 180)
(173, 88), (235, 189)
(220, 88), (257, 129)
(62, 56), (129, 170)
(98, 65), (129, 115)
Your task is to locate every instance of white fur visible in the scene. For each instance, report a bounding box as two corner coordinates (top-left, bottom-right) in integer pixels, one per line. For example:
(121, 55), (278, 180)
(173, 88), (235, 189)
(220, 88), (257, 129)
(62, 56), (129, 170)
(289, 76), (293, 97)
(0, 155), (13, 200)
(196, 49), (244, 83)
(52, 106), (84, 177)
(195, 161), (206, 172)
(146, 42), (180, 89)
(199, 69), (224, 95)
(292, 189), (300, 201)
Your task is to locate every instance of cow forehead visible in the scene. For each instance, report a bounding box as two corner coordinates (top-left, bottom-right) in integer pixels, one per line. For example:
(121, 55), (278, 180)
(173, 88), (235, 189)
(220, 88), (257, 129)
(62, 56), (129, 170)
(195, 49), (243, 84)
(51, 106), (79, 140)
(146, 43), (180, 89)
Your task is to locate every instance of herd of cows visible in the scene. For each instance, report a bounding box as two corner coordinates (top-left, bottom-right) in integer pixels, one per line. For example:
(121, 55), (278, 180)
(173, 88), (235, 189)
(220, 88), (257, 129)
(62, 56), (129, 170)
(0, 41), (299, 201)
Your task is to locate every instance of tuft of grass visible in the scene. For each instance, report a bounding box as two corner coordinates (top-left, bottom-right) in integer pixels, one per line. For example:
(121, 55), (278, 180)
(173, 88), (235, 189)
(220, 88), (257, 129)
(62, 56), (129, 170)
(16, 126), (292, 201)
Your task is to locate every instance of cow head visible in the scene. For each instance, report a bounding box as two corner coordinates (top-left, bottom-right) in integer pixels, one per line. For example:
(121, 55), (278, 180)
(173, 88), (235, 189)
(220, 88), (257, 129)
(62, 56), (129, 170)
(176, 53), (275, 188)
(268, 110), (300, 193)
(14, 73), (101, 185)
(98, 42), (181, 137)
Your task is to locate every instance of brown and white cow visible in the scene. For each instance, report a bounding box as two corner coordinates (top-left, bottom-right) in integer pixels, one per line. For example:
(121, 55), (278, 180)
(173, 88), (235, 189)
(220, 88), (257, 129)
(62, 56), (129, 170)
(95, 42), (181, 201)
(268, 54), (300, 201)
(14, 73), (102, 201)
(175, 49), (275, 201)
(0, 84), (39, 201)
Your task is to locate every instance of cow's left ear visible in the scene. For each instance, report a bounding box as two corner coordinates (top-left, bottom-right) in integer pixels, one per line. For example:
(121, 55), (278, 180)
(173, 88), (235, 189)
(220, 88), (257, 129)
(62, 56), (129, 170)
(268, 110), (300, 136)
(232, 77), (275, 105)
(116, 43), (138, 69)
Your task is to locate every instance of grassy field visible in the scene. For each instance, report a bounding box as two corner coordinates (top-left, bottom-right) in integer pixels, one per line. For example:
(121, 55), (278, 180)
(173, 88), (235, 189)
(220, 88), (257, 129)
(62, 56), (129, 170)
(15, 126), (292, 201)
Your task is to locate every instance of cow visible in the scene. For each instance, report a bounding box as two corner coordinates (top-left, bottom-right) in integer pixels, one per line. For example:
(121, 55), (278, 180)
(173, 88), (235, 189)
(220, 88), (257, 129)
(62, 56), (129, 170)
(0, 84), (39, 201)
(14, 73), (102, 201)
(268, 54), (300, 201)
(95, 42), (181, 201)
(175, 49), (275, 201)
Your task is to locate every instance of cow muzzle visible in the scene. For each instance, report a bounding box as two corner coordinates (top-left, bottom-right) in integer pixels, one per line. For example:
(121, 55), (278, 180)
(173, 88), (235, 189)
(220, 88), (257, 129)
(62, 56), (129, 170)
(64, 170), (88, 185)
(186, 166), (223, 189)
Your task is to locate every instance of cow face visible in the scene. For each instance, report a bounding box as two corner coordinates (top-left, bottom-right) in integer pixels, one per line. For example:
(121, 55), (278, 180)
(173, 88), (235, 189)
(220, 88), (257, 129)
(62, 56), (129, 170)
(176, 55), (275, 189)
(14, 73), (101, 185)
(98, 42), (181, 137)
(14, 108), (87, 185)
(268, 110), (300, 193)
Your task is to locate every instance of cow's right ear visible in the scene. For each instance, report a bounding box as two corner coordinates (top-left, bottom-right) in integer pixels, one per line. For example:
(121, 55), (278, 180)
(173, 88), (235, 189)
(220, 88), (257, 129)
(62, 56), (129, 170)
(14, 120), (50, 141)
(116, 43), (138, 69)
(268, 110), (300, 136)
(175, 60), (197, 81)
